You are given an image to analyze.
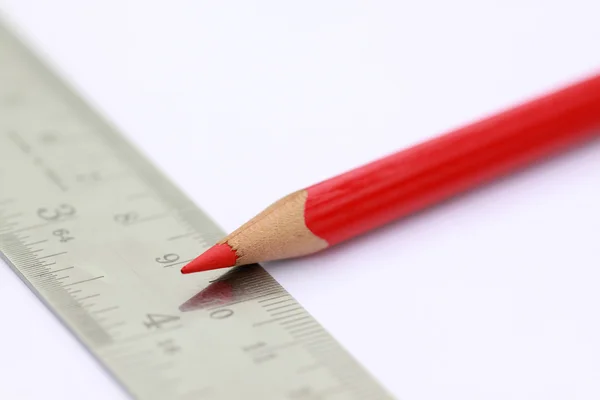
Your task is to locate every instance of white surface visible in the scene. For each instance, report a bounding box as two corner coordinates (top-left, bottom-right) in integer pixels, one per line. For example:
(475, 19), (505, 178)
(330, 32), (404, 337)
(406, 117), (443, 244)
(1, 1), (600, 399)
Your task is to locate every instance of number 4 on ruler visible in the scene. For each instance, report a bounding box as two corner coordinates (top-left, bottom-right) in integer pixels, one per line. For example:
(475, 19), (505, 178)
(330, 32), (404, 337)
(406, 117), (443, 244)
(144, 314), (180, 329)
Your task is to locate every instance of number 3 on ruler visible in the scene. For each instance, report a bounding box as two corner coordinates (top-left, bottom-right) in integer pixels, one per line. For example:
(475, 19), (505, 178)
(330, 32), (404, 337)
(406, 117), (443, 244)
(37, 204), (76, 221)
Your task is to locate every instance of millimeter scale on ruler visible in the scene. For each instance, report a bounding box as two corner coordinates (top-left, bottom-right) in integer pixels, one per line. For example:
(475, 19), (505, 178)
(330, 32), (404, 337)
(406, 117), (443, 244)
(0, 22), (391, 400)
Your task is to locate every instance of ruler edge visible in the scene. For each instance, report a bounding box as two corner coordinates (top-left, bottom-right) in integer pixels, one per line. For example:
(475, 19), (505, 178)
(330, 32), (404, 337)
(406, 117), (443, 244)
(0, 17), (394, 400)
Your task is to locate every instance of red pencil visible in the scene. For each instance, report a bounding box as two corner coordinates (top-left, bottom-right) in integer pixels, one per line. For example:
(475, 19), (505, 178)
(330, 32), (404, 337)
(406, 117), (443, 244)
(182, 72), (600, 274)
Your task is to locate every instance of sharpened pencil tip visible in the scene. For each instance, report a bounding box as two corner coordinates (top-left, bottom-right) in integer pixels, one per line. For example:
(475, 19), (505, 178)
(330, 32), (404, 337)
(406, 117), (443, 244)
(181, 243), (238, 274)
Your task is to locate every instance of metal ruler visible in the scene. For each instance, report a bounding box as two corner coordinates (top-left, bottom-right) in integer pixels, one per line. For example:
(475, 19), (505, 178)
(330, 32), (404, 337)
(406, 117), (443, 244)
(0, 21), (391, 400)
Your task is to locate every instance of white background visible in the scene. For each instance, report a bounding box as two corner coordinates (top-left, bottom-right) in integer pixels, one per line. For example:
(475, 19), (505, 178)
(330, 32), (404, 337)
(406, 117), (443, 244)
(1, 1), (600, 399)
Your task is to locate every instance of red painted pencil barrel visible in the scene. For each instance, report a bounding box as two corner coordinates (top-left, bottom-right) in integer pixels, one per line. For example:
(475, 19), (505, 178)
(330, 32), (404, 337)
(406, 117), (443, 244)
(305, 73), (600, 245)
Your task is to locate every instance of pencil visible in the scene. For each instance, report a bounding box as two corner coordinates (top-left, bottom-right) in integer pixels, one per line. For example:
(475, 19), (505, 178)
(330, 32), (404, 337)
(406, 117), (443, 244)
(182, 72), (600, 274)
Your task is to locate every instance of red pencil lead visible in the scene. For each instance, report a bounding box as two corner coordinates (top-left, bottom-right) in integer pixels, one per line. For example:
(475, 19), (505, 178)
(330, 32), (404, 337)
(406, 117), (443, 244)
(181, 243), (238, 274)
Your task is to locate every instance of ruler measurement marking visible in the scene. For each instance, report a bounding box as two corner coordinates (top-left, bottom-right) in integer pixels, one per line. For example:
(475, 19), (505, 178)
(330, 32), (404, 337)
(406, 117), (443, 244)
(21, 263), (50, 272)
(75, 293), (101, 301)
(25, 249), (44, 254)
(105, 321), (126, 329)
(167, 232), (195, 241)
(9, 250), (41, 260)
(265, 303), (299, 312)
(40, 262), (57, 267)
(233, 286), (283, 297)
(24, 239), (49, 246)
(303, 338), (337, 349)
(284, 320), (318, 329)
(302, 342), (336, 354)
(128, 213), (170, 225)
(44, 168), (68, 192)
(25, 268), (55, 276)
(0, 238), (30, 247)
(62, 275), (104, 287)
(37, 251), (68, 260)
(254, 333), (331, 355)
(288, 324), (320, 334)
(253, 312), (307, 327)
(243, 282), (281, 291)
(303, 334), (335, 345)
(219, 287), (284, 300)
(280, 316), (312, 326)
(233, 282), (278, 292)
(258, 294), (291, 304)
(33, 279), (62, 290)
(7, 131), (31, 153)
(35, 279), (61, 288)
(1, 253), (36, 263)
(270, 307), (303, 316)
(227, 276), (272, 286)
(239, 281), (281, 291)
(253, 341), (304, 355)
(5, 252), (41, 261)
(295, 332), (331, 343)
(2, 233), (30, 241)
(93, 306), (120, 314)
(1, 218), (76, 235)
(260, 298), (295, 307)
(211, 275), (266, 285)
(11, 235), (28, 241)
(291, 329), (328, 339)
(207, 290), (285, 310)
(35, 266), (74, 277)
(26, 262), (57, 270)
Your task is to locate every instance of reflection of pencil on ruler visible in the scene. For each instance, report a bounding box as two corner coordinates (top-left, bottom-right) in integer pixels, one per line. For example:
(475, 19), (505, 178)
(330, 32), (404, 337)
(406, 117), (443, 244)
(183, 72), (600, 274)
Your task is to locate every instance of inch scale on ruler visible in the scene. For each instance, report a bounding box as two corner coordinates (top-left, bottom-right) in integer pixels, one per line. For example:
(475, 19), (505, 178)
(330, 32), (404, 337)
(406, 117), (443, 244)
(0, 22), (391, 400)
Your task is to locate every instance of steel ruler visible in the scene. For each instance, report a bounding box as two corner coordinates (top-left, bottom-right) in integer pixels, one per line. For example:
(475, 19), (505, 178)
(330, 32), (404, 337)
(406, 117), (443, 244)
(0, 22), (392, 400)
